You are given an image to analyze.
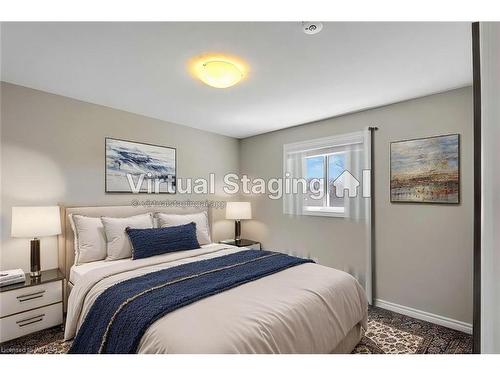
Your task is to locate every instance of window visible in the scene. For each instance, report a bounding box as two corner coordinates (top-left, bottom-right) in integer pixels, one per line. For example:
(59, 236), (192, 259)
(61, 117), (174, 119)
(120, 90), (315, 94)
(303, 152), (346, 216)
(283, 131), (368, 218)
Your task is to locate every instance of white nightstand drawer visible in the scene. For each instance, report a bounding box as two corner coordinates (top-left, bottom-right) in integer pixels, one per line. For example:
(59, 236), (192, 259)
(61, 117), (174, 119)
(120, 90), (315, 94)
(0, 280), (62, 318)
(0, 302), (63, 343)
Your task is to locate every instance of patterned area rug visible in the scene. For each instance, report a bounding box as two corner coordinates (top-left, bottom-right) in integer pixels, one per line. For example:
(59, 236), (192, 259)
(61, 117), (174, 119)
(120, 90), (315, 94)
(353, 319), (431, 354)
(352, 306), (472, 354)
(0, 306), (471, 354)
(0, 325), (67, 354)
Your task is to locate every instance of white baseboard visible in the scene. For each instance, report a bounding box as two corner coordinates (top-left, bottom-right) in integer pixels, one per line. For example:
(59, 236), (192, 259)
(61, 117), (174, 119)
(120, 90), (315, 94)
(373, 299), (473, 335)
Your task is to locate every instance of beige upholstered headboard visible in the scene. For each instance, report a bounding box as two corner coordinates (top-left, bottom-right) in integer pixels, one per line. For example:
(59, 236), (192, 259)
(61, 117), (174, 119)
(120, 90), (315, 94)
(58, 205), (211, 285)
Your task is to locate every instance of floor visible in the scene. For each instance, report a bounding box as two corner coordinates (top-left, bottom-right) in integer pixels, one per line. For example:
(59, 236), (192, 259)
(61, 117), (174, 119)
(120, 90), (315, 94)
(0, 306), (472, 354)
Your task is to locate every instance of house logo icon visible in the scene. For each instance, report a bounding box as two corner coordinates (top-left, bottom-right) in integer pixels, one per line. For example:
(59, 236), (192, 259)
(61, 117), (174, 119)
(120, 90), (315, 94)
(333, 170), (360, 198)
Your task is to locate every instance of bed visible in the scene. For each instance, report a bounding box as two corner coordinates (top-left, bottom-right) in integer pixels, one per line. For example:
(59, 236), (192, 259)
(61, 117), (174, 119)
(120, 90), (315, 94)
(60, 205), (368, 354)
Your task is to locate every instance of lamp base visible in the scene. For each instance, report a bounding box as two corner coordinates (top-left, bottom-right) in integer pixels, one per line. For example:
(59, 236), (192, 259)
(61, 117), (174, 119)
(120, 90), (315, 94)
(30, 238), (41, 279)
(234, 220), (241, 241)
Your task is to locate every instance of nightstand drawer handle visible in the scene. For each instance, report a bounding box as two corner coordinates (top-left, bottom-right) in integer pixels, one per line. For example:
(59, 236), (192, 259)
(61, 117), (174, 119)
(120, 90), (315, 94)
(16, 314), (45, 327)
(16, 290), (45, 302)
(17, 295), (45, 303)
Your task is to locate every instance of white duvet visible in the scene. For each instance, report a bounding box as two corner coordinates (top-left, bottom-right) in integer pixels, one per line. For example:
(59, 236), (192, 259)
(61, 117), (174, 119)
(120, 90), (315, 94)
(65, 244), (368, 353)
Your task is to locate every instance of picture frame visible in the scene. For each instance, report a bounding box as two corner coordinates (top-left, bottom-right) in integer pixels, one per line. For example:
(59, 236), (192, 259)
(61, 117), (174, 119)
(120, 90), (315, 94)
(105, 137), (177, 194)
(390, 134), (460, 204)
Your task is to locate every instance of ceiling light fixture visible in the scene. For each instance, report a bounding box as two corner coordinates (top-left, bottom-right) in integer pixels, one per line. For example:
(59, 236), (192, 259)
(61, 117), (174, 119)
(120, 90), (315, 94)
(189, 54), (247, 88)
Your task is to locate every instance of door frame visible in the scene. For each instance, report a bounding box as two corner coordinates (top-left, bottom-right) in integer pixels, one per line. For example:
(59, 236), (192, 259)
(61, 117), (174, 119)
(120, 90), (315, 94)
(472, 21), (481, 354)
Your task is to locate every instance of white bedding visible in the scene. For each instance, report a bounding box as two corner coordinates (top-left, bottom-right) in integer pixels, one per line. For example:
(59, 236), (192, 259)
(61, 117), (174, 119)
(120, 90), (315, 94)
(65, 244), (368, 353)
(69, 243), (219, 285)
(70, 259), (116, 285)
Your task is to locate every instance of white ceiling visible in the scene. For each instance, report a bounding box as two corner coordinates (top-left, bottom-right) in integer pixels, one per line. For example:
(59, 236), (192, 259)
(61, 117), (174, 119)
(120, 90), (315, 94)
(1, 22), (472, 138)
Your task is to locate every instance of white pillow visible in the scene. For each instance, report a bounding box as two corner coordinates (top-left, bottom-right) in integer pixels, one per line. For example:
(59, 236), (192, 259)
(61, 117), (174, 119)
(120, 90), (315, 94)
(157, 212), (211, 245)
(102, 213), (154, 260)
(69, 214), (107, 265)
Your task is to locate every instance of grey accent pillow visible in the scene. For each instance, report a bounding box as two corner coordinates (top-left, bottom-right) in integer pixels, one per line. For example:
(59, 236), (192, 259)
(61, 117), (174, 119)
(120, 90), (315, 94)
(156, 212), (211, 245)
(102, 213), (154, 260)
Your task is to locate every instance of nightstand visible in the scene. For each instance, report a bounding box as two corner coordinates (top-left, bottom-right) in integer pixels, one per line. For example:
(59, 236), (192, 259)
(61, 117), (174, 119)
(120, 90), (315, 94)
(220, 239), (262, 250)
(0, 268), (64, 343)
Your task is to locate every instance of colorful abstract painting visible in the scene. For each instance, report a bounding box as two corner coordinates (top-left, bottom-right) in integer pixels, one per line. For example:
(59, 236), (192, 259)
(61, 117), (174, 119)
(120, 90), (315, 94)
(105, 138), (176, 193)
(390, 134), (459, 203)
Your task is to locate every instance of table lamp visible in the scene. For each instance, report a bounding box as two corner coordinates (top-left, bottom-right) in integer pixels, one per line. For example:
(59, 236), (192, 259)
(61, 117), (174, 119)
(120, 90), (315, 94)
(226, 202), (251, 241)
(11, 206), (62, 278)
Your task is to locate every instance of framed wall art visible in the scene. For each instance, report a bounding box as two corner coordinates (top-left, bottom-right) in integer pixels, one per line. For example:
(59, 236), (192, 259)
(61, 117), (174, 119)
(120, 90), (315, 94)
(105, 138), (176, 193)
(390, 134), (460, 204)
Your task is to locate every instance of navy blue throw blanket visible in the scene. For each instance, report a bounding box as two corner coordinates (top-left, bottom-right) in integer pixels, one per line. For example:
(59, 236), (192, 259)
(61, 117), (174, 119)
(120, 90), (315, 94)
(69, 250), (313, 354)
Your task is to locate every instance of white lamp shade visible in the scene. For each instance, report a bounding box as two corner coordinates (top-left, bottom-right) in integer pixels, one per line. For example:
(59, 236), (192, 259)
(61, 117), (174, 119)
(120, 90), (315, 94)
(11, 206), (62, 238)
(226, 202), (252, 220)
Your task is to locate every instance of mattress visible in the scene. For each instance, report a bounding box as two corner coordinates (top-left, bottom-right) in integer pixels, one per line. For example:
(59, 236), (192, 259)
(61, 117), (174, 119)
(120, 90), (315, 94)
(65, 244), (368, 353)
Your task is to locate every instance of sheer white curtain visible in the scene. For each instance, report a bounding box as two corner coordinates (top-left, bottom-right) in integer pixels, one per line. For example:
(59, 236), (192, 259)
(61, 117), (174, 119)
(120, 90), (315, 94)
(341, 130), (371, 222)
(283, 148), (306, 215)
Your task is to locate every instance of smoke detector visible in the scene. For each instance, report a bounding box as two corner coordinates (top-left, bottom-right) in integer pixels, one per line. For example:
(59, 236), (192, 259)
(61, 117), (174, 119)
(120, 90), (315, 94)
(302, 22), (323, 35)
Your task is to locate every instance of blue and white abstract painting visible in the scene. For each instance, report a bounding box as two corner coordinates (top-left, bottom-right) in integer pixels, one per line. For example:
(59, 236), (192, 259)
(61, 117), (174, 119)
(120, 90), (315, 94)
(105, 138), (176, 193)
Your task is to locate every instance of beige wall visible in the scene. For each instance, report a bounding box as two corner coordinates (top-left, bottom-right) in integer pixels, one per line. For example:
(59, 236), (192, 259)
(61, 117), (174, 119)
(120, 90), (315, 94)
(0, 83), (240, 272)
(240, 87), (473, 324)
(0, 82), (474, 325)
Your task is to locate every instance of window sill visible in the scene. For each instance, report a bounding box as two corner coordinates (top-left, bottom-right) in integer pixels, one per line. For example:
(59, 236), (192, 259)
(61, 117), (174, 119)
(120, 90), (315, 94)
(302, 206), (346, 218)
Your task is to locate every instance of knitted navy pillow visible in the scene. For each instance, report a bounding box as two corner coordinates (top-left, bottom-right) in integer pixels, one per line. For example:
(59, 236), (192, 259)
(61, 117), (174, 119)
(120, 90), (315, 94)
(126, 222), (201, 260)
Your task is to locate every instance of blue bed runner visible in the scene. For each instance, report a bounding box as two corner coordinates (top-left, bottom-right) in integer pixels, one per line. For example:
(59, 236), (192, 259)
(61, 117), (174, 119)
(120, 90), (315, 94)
(69, 250), (313, 354)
